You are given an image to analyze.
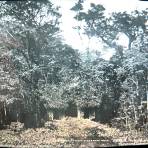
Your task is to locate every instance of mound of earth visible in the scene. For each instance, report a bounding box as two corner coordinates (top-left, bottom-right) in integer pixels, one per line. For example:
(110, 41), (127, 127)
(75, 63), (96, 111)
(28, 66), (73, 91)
(0, 117), (148, 147)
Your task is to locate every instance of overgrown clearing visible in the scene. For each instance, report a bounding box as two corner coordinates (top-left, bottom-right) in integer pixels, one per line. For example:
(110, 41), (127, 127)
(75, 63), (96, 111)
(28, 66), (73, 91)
(0, 118), (148, 147)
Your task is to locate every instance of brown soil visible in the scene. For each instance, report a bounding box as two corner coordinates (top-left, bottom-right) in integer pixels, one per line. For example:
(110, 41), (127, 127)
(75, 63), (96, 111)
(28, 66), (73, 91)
(0, 117), (148, 147)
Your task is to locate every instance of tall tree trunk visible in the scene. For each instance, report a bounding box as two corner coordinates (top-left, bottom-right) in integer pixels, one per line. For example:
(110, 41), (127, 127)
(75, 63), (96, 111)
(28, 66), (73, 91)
(146, 70), (148, 121)
(95, 107), (100, 121)
(128, 37), (132, 50)
(4, 101), (7, 124)
(77, 106), (81, 118)
(84, 108), (90, 119)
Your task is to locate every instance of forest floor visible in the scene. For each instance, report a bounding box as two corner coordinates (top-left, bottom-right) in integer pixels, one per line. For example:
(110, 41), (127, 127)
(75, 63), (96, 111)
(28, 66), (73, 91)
(0, 117), (148, 147)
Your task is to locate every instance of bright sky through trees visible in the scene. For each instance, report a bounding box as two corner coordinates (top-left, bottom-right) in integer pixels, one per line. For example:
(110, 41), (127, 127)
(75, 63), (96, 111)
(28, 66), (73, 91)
(52, 0), (148, 60)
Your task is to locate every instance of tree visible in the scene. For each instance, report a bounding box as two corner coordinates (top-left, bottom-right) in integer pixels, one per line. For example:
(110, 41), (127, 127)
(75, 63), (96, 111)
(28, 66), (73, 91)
(71, 2), (123, 122)
(0, 34), (22, 127)
(39, 44), (81, 111)
(0, 0), (82, 127)
(112, 10), (148, 50)
(71, 1), (148, 126)
(0, 0), (62, 128)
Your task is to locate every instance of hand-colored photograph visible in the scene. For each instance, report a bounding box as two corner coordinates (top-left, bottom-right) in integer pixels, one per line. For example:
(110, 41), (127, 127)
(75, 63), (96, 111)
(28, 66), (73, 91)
(0, 0), (148, 147)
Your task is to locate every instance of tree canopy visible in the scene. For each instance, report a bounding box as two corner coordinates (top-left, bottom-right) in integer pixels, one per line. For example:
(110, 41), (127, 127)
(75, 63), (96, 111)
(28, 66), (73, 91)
(0, 0), (148, 129)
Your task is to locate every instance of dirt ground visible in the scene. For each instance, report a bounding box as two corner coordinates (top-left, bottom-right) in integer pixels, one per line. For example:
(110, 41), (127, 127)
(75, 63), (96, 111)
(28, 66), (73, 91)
(0, 117), (148, 147)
